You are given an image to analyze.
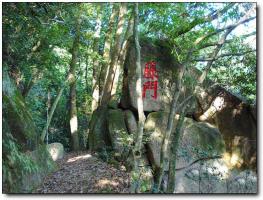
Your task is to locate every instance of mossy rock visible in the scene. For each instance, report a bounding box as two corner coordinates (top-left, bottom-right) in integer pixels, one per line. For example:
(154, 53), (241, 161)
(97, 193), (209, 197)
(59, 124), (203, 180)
(144, 111), (225, 170)
(108, 97), (119, 109)
(46, 142), (64, 161)
(3, 142), (57, 193)
(88, 106), (109, 152)
(20, 145), (57, 193)
(2, 67), (38, 150)
(107, 109), (131, 161)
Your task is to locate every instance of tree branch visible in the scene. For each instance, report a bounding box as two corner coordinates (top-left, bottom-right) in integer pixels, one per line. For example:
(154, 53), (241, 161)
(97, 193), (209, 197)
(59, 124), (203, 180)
(193, 16), (256, 47)
(197, 26), (233, 84)
(193, 50), (256, 62)
(174, 3), (235, 37)
(197, 31), (256, 50)
(206, 3), (236, 21)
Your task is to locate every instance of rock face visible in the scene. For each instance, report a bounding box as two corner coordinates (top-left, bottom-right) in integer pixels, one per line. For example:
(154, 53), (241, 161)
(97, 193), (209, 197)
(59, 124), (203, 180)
(2, 67), (38, 150)
(124, 110), (138, 135)
(195, 84), (257, 168)
(21, 145), (57, 193)
(173, 159), (257, 193)
(144, 111), (225, 170)
(107, 109), (131, 161)
(88, 106), (109, 152)
(121, 38), (181, 112)
(46, 143), (64, 161)
(3, 144), (57, 193)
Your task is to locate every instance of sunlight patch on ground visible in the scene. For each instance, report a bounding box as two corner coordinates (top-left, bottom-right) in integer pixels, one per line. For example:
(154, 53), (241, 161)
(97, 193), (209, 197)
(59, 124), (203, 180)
(67, 154), (92, 163)
(96, 179), (119, 188)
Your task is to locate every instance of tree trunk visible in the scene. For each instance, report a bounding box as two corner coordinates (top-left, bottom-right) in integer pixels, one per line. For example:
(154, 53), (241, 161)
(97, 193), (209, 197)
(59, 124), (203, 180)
(40, 75), (70, 142)
(22, 77), (36, 97)
(166, 106), (187, 193)
(21, 69), (40, 97)
(46, 89), (51, 144)
(99, 4), (120, 99)
(153, 64), (185, 193)
(69, 16), (81, 151)
(131, 3), (146, 193)
(158, 14), (240, 192)
(91, 6), (102, 112)
(100, 3), (127, 106)
(111, 14), (134, 96)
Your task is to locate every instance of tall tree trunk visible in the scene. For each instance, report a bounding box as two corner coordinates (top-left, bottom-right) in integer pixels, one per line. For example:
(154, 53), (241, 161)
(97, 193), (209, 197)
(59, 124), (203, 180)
(21, 69), (40, 97)
(131, 3), (146, 193)
(98, 4), (120, 99)
(91, 6), (102, 112)
(153, 64), (185, 193)
(166, 105), (187, 193)
(100, 3), (127, 106)
(40, 74), (71, 142)
(45, 89), (51, 144)
(111, 14), (134, 96)
(87, 5), (123, 152)
(69, 16), (81, 151)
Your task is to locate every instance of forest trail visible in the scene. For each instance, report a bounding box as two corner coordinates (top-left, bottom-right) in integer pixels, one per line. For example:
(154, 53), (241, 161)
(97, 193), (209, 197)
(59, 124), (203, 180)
(34, 151), (130, 193)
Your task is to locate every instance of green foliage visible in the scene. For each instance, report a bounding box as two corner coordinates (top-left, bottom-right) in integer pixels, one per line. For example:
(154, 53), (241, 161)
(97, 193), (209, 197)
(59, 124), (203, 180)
(2, 122), (39, 193)
(207, 46), (256, 103)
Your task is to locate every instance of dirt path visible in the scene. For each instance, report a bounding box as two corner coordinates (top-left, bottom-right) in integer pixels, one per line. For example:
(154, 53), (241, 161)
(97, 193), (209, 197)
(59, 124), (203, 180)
(34, 151), (130, 193)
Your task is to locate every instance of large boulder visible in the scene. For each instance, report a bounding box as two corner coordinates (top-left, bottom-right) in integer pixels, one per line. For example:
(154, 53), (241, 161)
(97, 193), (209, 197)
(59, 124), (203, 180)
(194, 84), (257, 168)
(46, 143), (64, 161)
(144, 111), (225, 171)
(121, 38), (196, 112)
(107, 109), (132, 161)
(172, 158), (257, 193)
(20, 145), (57, 193)
(88, 106), (109, 152)
(3, 143), (57, 193)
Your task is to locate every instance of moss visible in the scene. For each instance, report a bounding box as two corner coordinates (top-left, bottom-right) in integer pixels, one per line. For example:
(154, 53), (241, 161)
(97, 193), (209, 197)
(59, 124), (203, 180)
(185, 121), (226, 156)
(19, 145), (57, 193)
(3, 119), (57, 193)
(107, 109), (130, 161)
(88, 106), (109, 151)
(108, 109), (126, 125)
(144, 111), (168, 131)
(3, 67), (38, 149)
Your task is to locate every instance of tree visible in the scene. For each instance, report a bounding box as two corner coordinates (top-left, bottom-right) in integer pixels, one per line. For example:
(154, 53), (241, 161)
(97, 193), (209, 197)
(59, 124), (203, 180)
(98, 4), (120, 99)
(130, 3), (146, 193)
(88, 3), (130, 151)
(111, 13), (134, 97)
(68, 13), (82, 151)
(100, 3), (128, 105)
(91, 4), (103, 112)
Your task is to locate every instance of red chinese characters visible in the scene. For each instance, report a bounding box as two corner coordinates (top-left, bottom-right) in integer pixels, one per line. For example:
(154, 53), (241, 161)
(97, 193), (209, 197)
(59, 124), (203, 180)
(142, 61), (158, 100)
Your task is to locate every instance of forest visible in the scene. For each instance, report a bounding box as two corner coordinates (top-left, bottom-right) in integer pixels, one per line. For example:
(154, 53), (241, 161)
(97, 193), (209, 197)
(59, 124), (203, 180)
(2, 2), (257, 194)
